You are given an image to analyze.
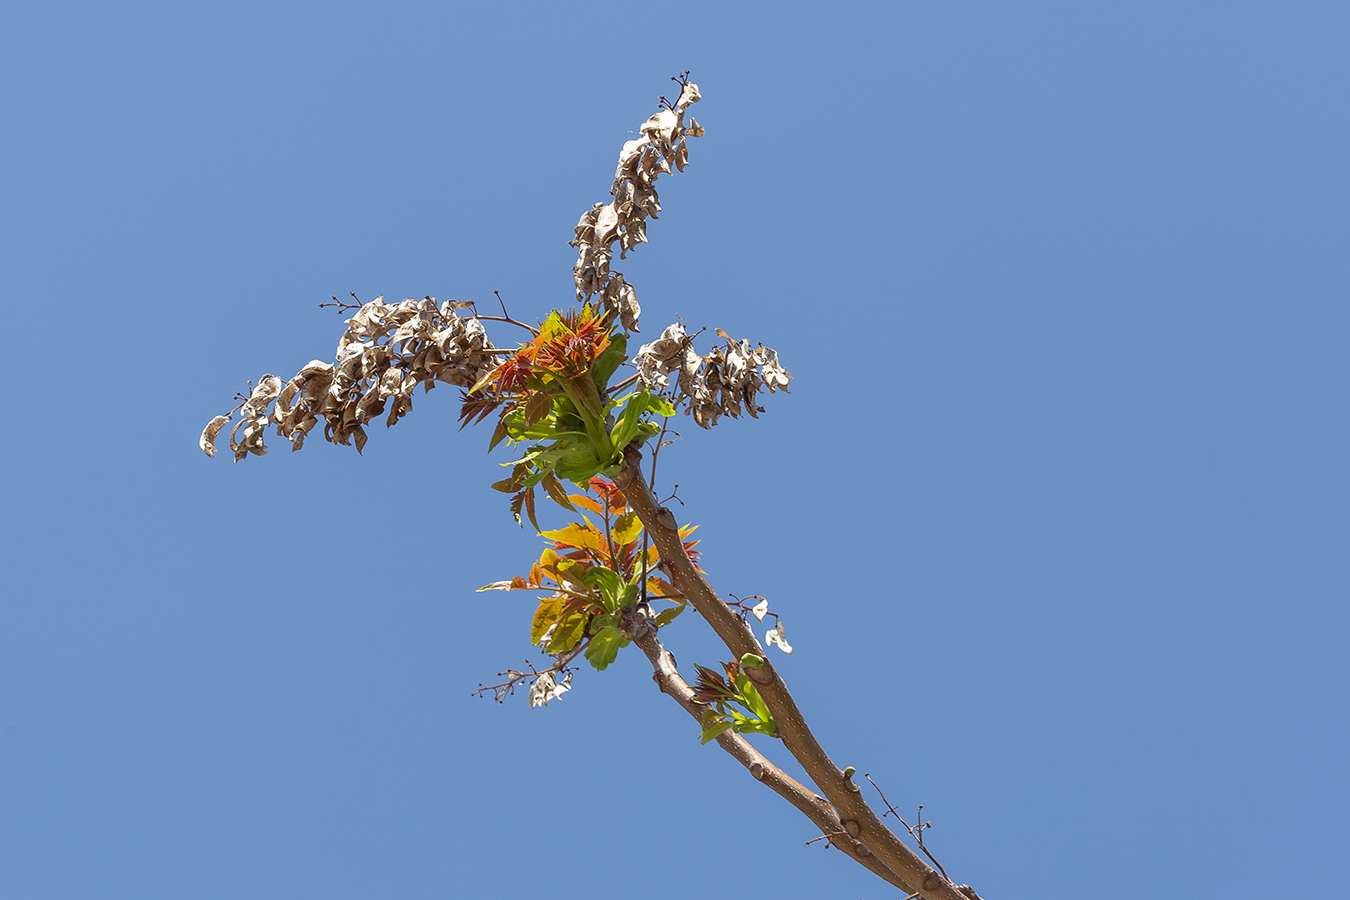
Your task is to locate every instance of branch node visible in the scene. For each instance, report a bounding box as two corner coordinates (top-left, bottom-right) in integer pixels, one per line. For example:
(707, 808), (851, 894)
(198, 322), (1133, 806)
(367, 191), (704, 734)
(750, 762), (765, 781)
(842, 819), (861, 838)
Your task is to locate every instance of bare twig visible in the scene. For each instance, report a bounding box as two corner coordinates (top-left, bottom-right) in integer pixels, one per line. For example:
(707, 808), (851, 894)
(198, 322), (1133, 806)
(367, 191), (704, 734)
(864, 774), (949, 882)
(472, 647), (583, 703)
(468, 292), (540, 337)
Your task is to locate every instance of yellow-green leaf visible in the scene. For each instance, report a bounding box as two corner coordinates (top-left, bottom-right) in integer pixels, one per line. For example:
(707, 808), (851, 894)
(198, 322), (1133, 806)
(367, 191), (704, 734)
(531, 595), (568, 645)
(613, 511), (643, 546)
(539, 522), (606, 555)
(546, 612), (588, 654)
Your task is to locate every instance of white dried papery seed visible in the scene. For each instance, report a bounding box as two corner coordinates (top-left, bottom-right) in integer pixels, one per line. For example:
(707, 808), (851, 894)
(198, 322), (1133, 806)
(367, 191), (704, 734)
(756, 346), (792, 392)
(240, 374), (282, 421)
(621, 213), (648, 253)
(673, 140), (689, 172)
(616, 137), (649, 179)
(751, 598), (769, 622)
(676, 82), (701, 110)
(686, 117), (705, 138)
(200, 415), (230, 458)
(723, 340), (751, 389)
(529, 670), (573, 708)
(593, 202), (620, 247)
(678, 343), (700, 398)
(634, 322), (688, 390)
(641, 109), (680, 146)
(765, 622), (792, 654)
(602, 273), (640, 333)
(570, 205), (601, 247)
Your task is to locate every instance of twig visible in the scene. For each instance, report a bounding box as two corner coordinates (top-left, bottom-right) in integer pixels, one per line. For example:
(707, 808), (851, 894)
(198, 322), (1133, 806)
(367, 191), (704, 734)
(472, 646), (584, 702)
(864, 774), (949, 882)
(468, 292), (540, 337)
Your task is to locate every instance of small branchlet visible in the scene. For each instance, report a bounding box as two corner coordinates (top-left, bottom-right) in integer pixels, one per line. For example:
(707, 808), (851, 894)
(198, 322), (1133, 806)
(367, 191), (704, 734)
(864, 774), (950, 883)
(473, 655), (579, 708)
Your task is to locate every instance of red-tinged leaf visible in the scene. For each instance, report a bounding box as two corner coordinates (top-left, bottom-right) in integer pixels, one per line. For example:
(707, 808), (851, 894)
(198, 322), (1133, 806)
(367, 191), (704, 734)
(541, 473), (575, 510)
(588, 477), (628, 515)
(523, 392), (552, 425)
(509, 491), (525, 527)
(458, 390), (502, 429)
(523, 486), (539, 532)
(645, 577), (683, 599)
(489, 419), (509, 450)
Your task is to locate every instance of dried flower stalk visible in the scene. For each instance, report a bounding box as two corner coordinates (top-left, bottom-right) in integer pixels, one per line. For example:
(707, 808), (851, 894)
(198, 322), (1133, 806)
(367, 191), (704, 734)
(202, 296), (497, 461)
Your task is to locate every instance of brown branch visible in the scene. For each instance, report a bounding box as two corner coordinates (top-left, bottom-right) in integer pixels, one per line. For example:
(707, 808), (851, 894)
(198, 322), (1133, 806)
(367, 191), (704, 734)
(618, 608), (910, 892)
(616, 446), (980, 900)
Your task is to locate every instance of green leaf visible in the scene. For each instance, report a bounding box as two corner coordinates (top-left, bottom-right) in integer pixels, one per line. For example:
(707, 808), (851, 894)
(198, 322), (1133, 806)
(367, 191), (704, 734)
(609, 391), (652, 451)
(584, 626), (630, 671)
(652, 604), (686, 628)
(734, 676), (774, 730)
(582, 567), (624, 611)
(591, 334), (627, 393)
(700, 718), (734, 744)
(647, 395), (677, 418)
(739, 653), (766, 669)
(554, 448), (608, 484)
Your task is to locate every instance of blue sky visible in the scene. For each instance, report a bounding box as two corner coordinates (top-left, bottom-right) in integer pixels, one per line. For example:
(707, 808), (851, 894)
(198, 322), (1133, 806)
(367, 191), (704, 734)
(2, 2), (1347, 898)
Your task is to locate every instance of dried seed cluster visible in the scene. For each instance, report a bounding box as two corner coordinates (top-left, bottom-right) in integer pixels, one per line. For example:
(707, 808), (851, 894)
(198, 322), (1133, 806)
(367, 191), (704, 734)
(633, 322), (792, 429)
(570, 79), (705, 332)
(201, 296), (497, 460)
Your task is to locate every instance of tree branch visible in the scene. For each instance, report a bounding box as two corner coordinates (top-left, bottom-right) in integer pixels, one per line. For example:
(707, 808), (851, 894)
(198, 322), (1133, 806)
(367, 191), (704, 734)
(617, 446), (984, 900)
(618, 608), (911, 892)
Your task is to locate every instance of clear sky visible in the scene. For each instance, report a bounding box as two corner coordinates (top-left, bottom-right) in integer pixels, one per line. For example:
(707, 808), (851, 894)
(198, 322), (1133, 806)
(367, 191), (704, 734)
(2, 2), (1347, 898)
